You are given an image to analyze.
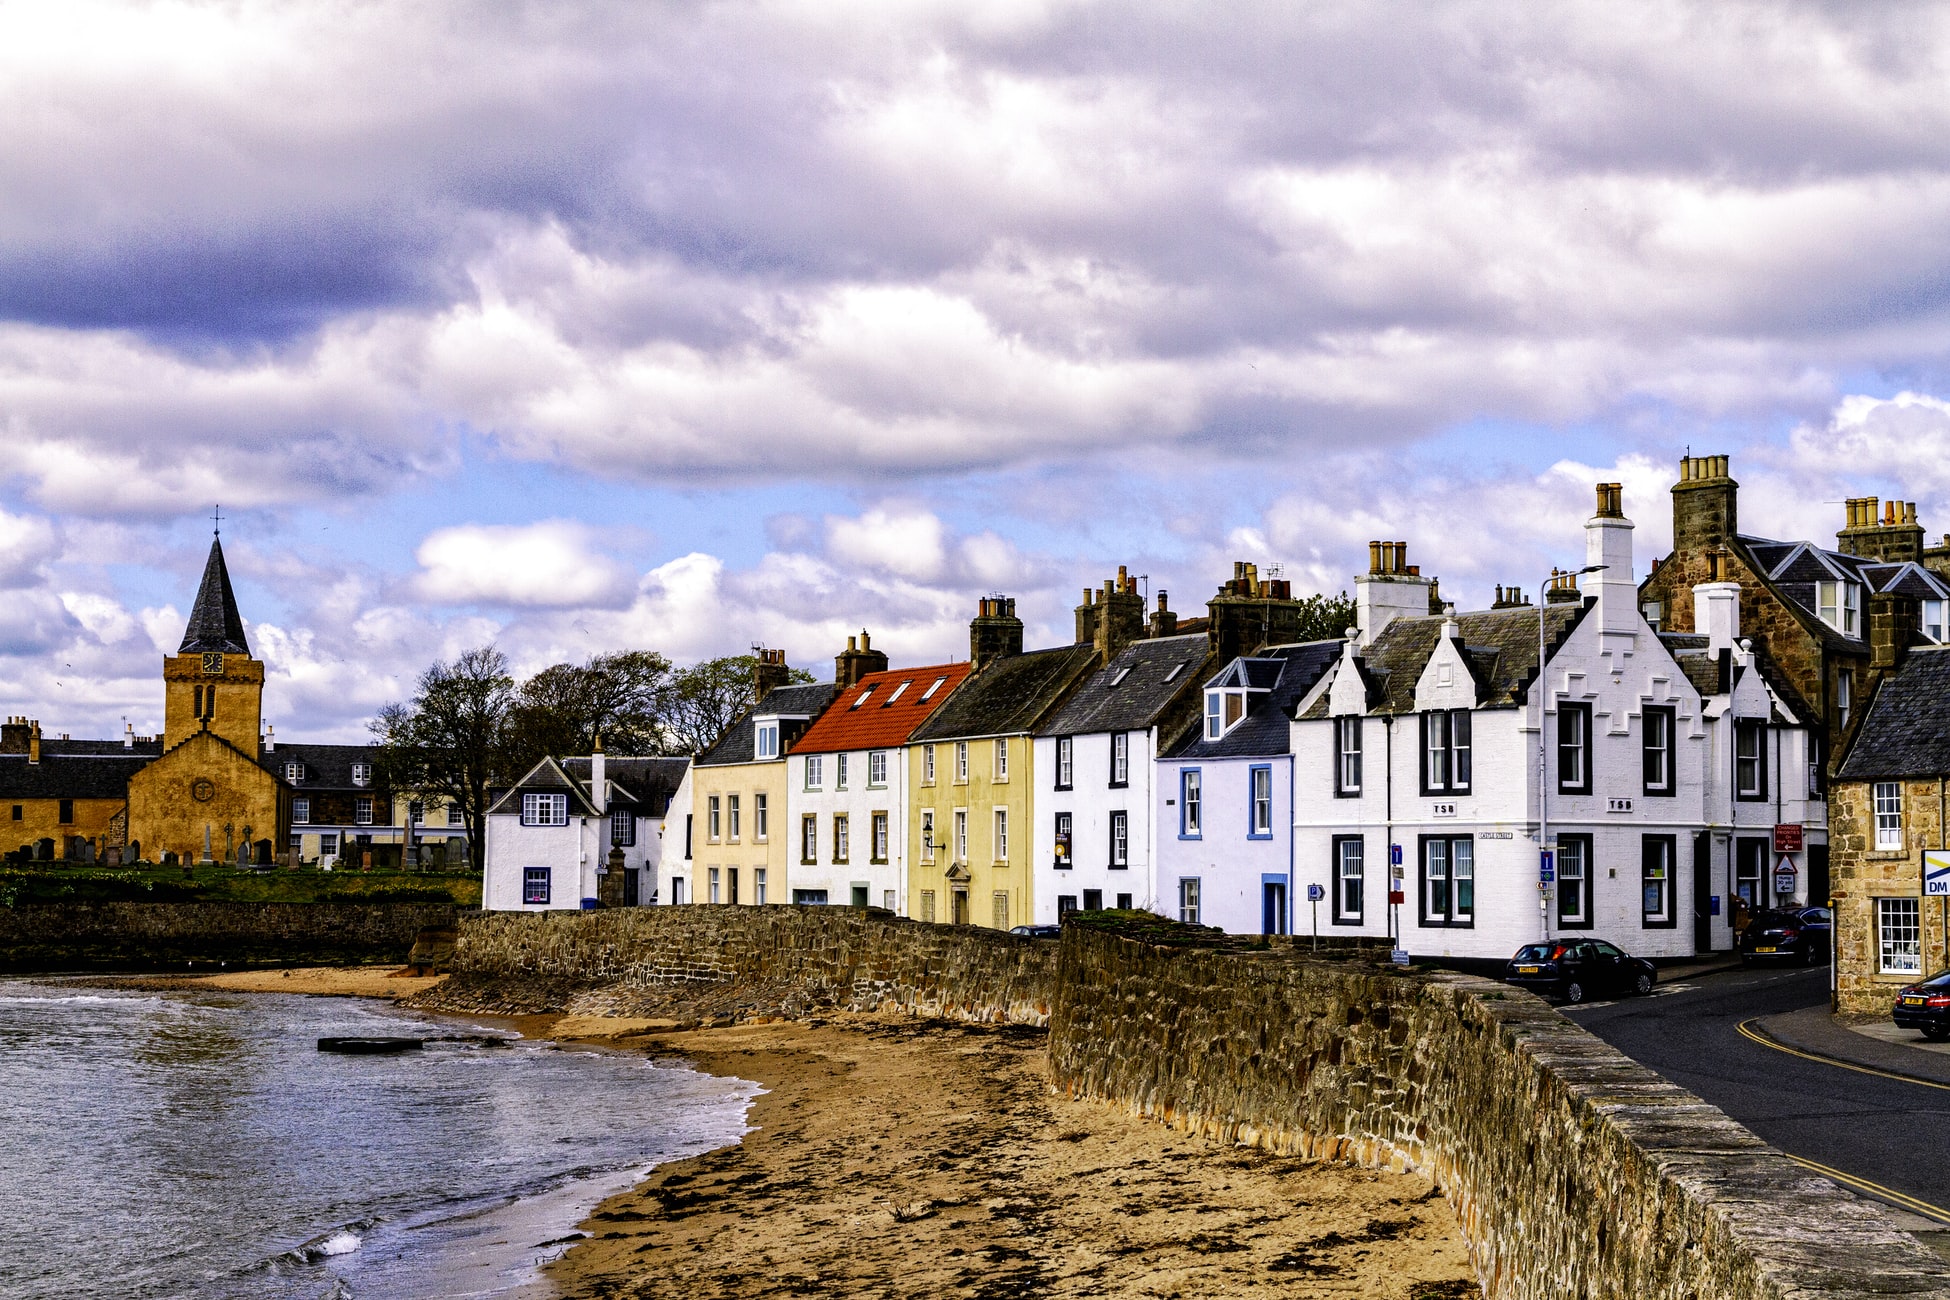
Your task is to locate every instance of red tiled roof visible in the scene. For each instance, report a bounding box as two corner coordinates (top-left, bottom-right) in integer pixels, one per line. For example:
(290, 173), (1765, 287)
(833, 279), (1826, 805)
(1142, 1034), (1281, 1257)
(789, 661), (973, 754)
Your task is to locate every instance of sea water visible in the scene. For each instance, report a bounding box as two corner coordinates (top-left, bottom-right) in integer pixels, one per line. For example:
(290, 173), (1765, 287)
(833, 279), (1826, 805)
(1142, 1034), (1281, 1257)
(0, 980), (757, 1299)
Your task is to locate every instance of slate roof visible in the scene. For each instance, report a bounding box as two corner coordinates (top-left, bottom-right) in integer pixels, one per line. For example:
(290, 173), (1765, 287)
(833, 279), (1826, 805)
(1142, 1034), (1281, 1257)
(178, 537), (252, 656)
(909, 645), (1101, 742)
(487, 756), (603, 817)
(1360, 603), (1587, 715)
(1168, 641), (1342, 760)
(265, 742), (381, 791)
(0, 751), (156, 800)
(1837, 647), (1950, 780)
(793, 661), (973, 754)
(1037, 634), (1212, 738)
(696, 682), (841, 767)
(561, 756), (689, 816)
(1736, 534), (1950, 650)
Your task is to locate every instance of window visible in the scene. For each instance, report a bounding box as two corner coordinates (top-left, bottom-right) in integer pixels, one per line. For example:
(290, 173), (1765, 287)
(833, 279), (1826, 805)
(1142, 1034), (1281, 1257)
(684, 814), (693, 860)
(351, 762), (371, 787)
(954, 809), (968, 861)
(284, 761), (304, 783)
(1925, 599), (1946, 643)
(801, 814), (818, 863)
(884, 681), (909, 706)
(355, 796), (374, 826)
(755, 722), (779, 759)
(1054, 811), (1072, 867)
(1808, 735), (1824, 798)
(993, 891), (1010, 930)
(293, 798), (310, 825)
(1205, 690), (1248, 740)
(1110, 666), (1132, 688)
(1058, 894), (1079, 917)
(921, 810), (936, 862)
(1641, 835), (1674, 927)
(1555, 704), (1590, 795)
(727, 867), (740, 905)
(834, 814), (850, 863)
(1735, 837), (1766, 908)
(872, 812), (888, 862)
(1180, 769), (1202, 837)
(409, 801), (426, 826)
(1734, 720), (1767, 801)
(753, 868), (767, 906)
(1249, 765), (1273, 838)
(522, 867), (551, 905)
(1642, 706), (1674, 796)
(805, 756), (824, 789)
(1879, 898), (1923, 974)
(885, 890), (897, 911)
(851, 687), (875, 710)
(1083, 888), (1103, 911)
(1110, 732), (1129, 787)
(994, 808), (1008, 861)
(920, 676), (946, 701)
(1178, 878), (1202, 924)
(1109, 810), (1128, 868)
(9, 805), (18, 821)
(1335, 717), (1363, 796)
(1817, 580), (1861, 636)
(1641, 600), (1663, 631)
(319, 833), (338, 855)
(794, 889), (829, 905)
(836, 754), (849, 790)
(1055, 736), (1073, 790)
(924, 745), (936, 784)
(1163, 661), (1188, 683)
(57, 798), (73, 825)
(1874, 782), (1904, 851)
(611, 809), (635, 847)
(994, 738), (1009, 781)
(670, 876), (687, 905)
(727, 793), (741, 841)
(707, 795), (722, 841)
(709, 867), (720, 904)
(1837, 668), (1853, 728)
(1556, 835), (1592, 928)
(448, 805), (464, 827)
(955, 742), (969, 782)
(754, 792), (768, 841)
(868, 751), (888, 786)
(1333, 837), (1364, 923)
(920, 889), (936, 922)
(1420, 836), (1474, 927)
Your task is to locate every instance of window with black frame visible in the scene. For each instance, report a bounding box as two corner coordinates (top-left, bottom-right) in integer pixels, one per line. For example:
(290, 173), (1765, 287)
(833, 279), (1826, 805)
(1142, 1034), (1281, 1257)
(1332, 835), (1364, 923)
(1420, 836), (1474, 926)
(1556, 833), (1592, 928)
(1335, 716), (1363, 795)
(1641, 706), (1674, 796)
(1420, 710), (1472, 795)
(1642, 835), (1676, 926)
(1557, 702), (1592, 795)
(1734, 719), (1768, 801)
(1053, 811), (1072, 867)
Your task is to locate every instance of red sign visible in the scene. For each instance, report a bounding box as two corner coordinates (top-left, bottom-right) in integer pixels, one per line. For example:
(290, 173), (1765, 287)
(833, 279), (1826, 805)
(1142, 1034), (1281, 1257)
(1388, 890), (1406, 906)
(1774, 824), (1804, 853)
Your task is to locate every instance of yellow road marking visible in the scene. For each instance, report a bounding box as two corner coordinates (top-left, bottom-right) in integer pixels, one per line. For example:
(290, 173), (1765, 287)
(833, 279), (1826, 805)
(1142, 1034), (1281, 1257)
(1734, 1018), (1950, 1093)
(1782, 1154), (1950, 1226)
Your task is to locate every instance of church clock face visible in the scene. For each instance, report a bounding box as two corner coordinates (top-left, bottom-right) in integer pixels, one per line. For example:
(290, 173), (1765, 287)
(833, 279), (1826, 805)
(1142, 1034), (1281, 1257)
(201, 652), (224, 674)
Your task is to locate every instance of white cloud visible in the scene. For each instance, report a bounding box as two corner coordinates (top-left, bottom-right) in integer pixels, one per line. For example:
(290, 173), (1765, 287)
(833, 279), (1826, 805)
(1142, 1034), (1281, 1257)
(412, 521), (633, 609)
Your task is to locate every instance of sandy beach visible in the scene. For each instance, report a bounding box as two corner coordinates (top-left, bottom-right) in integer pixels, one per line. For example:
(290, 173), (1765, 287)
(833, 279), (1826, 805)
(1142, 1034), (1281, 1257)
(533, 1013), (1479, 1300)
(92, 964), (452, 999)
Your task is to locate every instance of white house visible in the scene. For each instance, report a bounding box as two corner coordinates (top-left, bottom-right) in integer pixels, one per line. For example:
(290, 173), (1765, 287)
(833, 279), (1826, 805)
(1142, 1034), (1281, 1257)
(1279, 483), (1823, 961)
(482, 748), (687, 911)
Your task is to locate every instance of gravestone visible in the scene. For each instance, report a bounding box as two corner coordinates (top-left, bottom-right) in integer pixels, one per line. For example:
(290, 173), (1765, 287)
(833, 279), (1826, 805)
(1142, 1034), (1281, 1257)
(35, 838), (54, 862)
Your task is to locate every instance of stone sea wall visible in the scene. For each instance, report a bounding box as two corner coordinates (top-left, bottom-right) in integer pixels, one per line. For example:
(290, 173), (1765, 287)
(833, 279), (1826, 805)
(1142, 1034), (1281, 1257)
(439, 906), (1950, 1300)
(0, 901), (459, 971)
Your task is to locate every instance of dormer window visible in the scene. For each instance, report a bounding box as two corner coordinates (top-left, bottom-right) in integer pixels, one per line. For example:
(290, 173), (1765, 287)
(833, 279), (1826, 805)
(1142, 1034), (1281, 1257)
(351, 762), (371, 787)
(1817, 580), (1860, 636)
(755, 722), (780, 759)
(1204, 689), (1248, 741)
(284, 761), (304, 784)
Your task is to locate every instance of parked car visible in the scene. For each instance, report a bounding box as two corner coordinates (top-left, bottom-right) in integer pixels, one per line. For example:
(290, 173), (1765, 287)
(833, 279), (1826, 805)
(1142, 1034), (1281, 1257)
(1009, 924), (1062, 939)
(1504, 938), (1658, 1004)
(1891, 971), (1950, 1042)
(1738, 906), (1832, 966)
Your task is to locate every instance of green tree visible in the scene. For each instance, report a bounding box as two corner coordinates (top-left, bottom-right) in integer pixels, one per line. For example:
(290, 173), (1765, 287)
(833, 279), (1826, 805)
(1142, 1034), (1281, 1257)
(370, 645), (515, 870)
(663, 654), (813, 755)
(502, 649), (673, 776)
(1292, 590), (1358, 643)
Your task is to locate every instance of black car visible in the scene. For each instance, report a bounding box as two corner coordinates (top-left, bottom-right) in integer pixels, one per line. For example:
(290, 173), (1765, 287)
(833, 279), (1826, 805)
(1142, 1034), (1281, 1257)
(1009, 924), (1062, 939)
(1738, 906), (1832, 966)
(1891, 971), (1950, 1041)
(1505, 938), (1658, 1004)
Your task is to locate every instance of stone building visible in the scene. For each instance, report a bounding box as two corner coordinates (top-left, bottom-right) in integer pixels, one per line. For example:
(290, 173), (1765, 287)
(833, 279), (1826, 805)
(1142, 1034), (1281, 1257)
(1, 719), (159, 862)
(1831, 642), (1950, 1014)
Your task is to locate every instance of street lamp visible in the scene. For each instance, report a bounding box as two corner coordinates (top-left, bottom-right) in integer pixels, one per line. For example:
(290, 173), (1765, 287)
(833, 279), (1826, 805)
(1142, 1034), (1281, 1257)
(1537, 564), (1607, 941)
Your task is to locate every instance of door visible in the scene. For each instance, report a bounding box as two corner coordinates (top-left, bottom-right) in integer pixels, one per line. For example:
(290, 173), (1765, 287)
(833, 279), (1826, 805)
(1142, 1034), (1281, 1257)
(1262, 883), (1288, 936)
(851, 884), (869, 908)
(1808, 844), (1830, 906)
(951, 889), (969, 926)
(1691, 831), (1713, 953)
(623, 868), (640, 907)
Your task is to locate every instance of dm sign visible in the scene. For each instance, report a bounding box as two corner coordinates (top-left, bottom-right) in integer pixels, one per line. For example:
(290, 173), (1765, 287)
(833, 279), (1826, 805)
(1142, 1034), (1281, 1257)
(1926, 851), (1950, 898)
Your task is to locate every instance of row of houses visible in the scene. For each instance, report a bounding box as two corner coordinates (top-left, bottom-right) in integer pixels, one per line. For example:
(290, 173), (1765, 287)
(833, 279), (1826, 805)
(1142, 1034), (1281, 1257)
(484, 454), (1950, 983)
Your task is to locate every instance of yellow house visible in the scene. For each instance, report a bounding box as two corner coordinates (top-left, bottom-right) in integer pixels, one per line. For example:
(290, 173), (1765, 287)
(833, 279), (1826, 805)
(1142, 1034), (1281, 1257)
(677, 662), (838, 907)
(907, 605), (1097, 928)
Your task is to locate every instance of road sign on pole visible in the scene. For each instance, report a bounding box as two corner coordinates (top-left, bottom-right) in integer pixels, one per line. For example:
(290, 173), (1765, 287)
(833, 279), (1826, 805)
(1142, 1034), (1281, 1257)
(1539, 848), (1555, 883)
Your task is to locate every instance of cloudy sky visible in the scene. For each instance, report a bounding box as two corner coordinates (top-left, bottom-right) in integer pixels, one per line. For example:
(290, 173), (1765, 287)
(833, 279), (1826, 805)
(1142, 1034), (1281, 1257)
(6, 1), (1950, 741)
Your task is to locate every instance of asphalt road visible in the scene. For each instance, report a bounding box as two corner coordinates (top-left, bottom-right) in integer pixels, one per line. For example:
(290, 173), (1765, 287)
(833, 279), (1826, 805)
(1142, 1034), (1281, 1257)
(1566, 963), (1950, 1226)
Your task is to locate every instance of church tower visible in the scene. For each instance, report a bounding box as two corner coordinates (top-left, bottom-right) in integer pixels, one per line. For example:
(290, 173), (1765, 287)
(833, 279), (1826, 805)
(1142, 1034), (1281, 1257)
(162, 537), (264, 754)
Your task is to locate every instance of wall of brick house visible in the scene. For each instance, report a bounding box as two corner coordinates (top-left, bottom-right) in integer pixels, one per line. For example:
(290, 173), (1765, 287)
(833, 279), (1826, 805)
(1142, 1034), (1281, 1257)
(433, 907), (1950, 1300)
(1833, 777), (1950, 1014)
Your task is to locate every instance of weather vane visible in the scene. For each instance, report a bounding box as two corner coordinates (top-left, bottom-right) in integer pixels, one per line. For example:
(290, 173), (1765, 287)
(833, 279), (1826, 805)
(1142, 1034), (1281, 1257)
(212, 503), (222, 537)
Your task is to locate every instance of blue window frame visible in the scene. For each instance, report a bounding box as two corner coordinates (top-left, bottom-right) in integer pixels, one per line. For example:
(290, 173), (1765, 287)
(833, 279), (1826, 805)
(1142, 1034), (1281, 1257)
(1178, 768), (1202, 838)
(1247, 764), (1273, 839)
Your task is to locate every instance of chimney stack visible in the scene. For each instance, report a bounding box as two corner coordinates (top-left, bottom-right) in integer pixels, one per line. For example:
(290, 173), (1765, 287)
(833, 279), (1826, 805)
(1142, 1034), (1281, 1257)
(1354, 542), (1434, 645)
(127, 720), (138, 751)
(1672, 454), (1738, 554)
(1149, 589), (1178, 638)
(0, 717), (29, 754)
(1206, 561), (1305, 661)
(835, 629), (890, 688)
(1585, 482), (1637, 634)
(1075, 566), (1145, 665)
(752, 647), (791, 703)
(591, 733), (607, 816)
(1694, 576), (1742, 654)
(28, 719), (40, 765)
(1869, 592), (1919, 672)
(1838, 495), (1926, 563)
(970, 596), (1024, 670)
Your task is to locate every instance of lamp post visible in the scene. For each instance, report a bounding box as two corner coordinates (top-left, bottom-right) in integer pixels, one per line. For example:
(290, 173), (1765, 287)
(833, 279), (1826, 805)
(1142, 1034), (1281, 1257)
(1537, 564), (1608, 941)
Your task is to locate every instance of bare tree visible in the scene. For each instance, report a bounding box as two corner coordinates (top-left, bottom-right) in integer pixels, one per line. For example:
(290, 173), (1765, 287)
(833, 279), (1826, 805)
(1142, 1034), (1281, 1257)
(662, 654), (812, 755)
(370, 645), (515, 870)
(502, 649), (673, 776)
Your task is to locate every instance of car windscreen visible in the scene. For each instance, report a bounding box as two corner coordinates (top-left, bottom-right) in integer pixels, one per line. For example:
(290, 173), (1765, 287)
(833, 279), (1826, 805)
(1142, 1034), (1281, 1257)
(1921, 971), (1950, 990)
(1749, 911), (1798, 929)
(1512, 944), (1554, 962)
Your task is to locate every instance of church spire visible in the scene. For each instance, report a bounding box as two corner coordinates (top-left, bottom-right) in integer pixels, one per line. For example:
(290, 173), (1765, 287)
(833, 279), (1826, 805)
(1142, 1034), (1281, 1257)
(178, 536), (252, 656)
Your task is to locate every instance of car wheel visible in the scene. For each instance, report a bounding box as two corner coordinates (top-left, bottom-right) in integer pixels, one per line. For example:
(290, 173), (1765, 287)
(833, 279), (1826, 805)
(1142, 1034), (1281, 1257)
(1563, 980), (1586, 1005)
(1633, 971), (1654, 996)
(1923, 1027), (1950, 1043)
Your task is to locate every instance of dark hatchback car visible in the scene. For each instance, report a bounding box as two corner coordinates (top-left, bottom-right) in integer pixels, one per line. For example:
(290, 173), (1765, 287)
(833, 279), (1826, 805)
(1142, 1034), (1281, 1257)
(1738, 906), (1832, 965)
(1892, 971), (1950, 1041)
(1505, 938), (1658, 1004)
(1009, 924), (1063, 939)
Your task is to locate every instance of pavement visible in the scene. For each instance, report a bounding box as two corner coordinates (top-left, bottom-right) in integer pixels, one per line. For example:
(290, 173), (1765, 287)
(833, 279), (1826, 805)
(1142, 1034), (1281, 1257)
(1565, 963), (1950, 1256)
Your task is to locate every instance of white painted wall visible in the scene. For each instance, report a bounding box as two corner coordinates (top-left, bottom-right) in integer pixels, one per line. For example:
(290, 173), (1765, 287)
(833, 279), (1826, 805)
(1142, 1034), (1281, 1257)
(1032, 729), (1157, 922)
(784, 748), (907, 911)
(483, 796), (670, 912)
(1152, 754), (1294, 935)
